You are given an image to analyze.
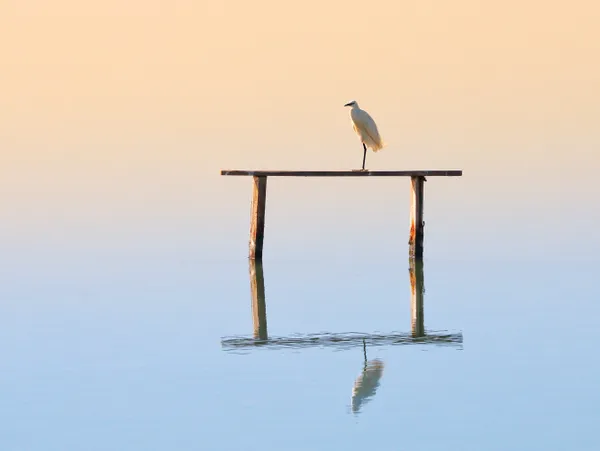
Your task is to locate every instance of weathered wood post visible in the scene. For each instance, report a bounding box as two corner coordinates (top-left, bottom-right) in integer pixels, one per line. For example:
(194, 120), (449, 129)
(249, 259), (268, 340)
(409, 258), (425, 337)
(249, 176), (267, 260)
(408, 176), (426, 259)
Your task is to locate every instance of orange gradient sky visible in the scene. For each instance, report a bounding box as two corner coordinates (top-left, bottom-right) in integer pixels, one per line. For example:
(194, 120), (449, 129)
(2, 0), (599, 260)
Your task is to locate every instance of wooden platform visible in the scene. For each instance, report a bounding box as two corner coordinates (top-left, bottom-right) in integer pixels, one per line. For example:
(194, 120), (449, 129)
(221, 168), (463, 259)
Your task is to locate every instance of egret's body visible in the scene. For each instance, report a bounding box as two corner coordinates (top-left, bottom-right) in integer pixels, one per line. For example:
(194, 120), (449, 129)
(344, 100), (385, 170)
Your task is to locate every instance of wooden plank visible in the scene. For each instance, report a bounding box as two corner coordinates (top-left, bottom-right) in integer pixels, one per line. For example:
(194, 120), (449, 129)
(409, 258), (425, 337)
(249, 259), (268, 340)
(408, 176), (425, 259)
(222, 169), (462, 177)
(249, 176), (267, 260)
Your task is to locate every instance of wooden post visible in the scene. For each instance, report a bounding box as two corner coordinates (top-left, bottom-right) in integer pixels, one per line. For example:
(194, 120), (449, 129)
(249, 176), (267, 260)
(408, 176), (426, 259)
(409, 258), (425, 337)
(249, 259), (268, 340)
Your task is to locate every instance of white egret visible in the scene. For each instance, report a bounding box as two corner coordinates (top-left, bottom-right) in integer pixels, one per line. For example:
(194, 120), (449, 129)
(344, 100), (385, 170)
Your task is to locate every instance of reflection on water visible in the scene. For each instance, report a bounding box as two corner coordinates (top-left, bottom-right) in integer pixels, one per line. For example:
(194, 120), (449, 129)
(222, 330), (461, 350)
(221, 259), (462, 351)
(351, 340), (385, 414)
(410, 258), (425, 338)
(221, 257), (462, 416)
(249, 260), (268, 341)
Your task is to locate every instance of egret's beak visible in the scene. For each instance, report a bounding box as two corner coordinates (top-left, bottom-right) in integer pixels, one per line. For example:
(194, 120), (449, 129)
(344, 102), (352, 107)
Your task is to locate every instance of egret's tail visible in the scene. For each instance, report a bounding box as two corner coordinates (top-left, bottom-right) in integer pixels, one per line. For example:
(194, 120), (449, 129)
(371, 140), (386, 152)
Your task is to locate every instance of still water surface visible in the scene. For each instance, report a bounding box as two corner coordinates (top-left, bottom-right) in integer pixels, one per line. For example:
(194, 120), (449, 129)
(1, 254), (599, 450)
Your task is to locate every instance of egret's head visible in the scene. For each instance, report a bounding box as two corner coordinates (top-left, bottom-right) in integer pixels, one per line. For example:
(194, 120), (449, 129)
(344, 100), (358, 108)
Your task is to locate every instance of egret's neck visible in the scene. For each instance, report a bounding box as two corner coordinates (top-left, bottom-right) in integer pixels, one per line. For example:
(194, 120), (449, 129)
(351, 103), (360, 110)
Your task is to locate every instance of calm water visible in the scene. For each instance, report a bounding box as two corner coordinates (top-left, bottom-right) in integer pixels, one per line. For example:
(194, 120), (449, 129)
(1, 253), (599, 450)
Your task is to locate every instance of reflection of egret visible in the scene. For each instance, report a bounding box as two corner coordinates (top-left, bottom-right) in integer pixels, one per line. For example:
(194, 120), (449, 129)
(344, 100), (385, 170)
(351, 340), (385, 414)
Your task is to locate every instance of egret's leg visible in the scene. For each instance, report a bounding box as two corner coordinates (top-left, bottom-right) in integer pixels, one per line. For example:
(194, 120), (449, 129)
(362, 143), (367, 170)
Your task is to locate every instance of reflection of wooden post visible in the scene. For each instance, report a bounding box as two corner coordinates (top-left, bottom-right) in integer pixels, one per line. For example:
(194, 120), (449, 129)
(409, 258), (425, 337)
(249, 176), (267, 260)
(408, 176), (425, 259)
(249, 259), (268, 340)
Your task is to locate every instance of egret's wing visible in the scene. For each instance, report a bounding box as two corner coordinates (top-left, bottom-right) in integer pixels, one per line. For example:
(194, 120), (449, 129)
(352, 109), (384, 150)
(354, 110), (378, 133)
